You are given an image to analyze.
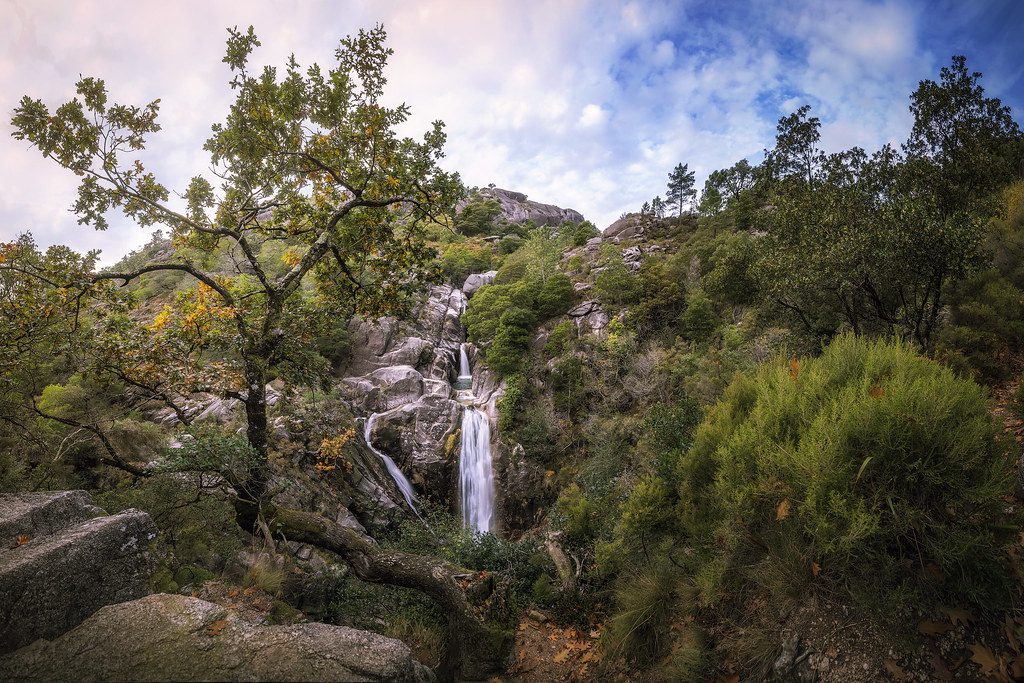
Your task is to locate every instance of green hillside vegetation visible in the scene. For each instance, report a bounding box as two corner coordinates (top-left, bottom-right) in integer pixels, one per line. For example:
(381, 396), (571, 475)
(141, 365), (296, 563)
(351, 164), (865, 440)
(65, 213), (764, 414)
(2, 30), (1024, 682)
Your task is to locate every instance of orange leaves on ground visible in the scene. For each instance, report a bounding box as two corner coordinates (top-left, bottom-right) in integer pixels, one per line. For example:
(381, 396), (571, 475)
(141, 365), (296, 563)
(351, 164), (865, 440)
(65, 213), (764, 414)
(775, 498), (792, 521)
(928, 650), (954, 681)
(939, 606), (974, 628)
(969, 643), (1004, 676)
(9, 534), (31, 549)
(205, 618), (228, 637)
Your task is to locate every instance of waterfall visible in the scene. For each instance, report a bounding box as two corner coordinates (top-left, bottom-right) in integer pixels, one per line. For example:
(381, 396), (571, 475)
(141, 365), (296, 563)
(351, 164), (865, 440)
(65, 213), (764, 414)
(459, 343), (471, 380)
(460, 407), (495, 533)
(456, 341), (496, 533)
(363, 413), (418, 513)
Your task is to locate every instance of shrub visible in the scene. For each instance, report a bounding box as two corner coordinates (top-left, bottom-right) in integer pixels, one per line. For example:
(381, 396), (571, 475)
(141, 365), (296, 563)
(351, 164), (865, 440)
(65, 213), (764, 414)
(497, 373), (526, 432)
(678, 334), (1014, 609)
(497, 235), (524, 254)
(543, 321), (574, 358)
(681, 288), (719, 343)
(594, 261), (640, 307)
(487, 307), (536, 375)
(455, 198), (503, 236)
(560, 220), (600, 246)
(536, 273), (575, 319)
(603, 560), (688, 667)
(438, 239), (495, 285)
(243, 553), (286, 596)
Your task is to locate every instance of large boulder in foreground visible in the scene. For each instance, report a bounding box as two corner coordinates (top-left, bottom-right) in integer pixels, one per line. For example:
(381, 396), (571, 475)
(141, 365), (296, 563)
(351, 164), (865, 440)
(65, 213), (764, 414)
(0, 594), (434, 682)
(0, 491), (156, 654)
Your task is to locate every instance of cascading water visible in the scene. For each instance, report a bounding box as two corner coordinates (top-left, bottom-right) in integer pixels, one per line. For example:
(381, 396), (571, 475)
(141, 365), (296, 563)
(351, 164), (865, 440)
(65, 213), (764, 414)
(458, 343), (472, 382)
(456, 343), (496, 534)
(363, 413), (418, 513)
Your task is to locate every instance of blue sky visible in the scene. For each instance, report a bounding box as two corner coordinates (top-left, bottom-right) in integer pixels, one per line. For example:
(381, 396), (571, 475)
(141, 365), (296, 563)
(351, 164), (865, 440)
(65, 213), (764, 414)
(1, 0), (1021, 264)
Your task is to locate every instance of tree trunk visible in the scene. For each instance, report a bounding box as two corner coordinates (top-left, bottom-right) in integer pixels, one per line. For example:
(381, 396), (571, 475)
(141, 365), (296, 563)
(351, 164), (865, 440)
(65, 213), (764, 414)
(269, 505), (509, 681)
(242, 359), (269, 459)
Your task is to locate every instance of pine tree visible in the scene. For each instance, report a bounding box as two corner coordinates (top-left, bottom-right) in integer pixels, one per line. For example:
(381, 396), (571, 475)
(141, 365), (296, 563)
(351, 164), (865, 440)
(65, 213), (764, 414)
(667, 163), (696, 217)
(651, 195), (665, 218)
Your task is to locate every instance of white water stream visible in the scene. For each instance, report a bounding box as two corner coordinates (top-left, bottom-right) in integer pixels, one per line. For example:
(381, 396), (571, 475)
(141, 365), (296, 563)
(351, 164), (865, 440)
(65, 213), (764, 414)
(363, 413), (418, 514)
(457, 343), (496, 534)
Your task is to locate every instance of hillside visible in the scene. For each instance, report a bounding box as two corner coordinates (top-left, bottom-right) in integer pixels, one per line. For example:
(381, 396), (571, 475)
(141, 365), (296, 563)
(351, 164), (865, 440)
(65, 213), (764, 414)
(2, 25), (1024, 683)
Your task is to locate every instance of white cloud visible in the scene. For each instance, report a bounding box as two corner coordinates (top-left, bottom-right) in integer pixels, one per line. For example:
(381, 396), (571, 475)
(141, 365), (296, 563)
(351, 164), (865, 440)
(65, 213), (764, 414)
(0, 0), (986, 258)
(579, 104), (608, 128)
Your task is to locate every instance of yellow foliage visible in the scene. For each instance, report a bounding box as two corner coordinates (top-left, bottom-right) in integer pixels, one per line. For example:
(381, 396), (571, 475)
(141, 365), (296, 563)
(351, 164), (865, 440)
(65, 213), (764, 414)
(149, 306), (172, 331)
(281, 249), (303, 268)
(445, 429), (460, 457)
(316, 428), (356, 472)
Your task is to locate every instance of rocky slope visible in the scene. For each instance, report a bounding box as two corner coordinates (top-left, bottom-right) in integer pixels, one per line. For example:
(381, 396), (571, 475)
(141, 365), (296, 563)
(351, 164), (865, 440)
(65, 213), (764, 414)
(340, 282), (506, 519)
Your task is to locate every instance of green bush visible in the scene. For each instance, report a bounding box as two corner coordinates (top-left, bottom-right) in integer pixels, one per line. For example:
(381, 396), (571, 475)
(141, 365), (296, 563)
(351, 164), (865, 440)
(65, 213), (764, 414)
(560, 220), (600, 246)
(438, 239), (495, 285)
(455, 198), (503, 236)
(604, 560), (688, 667)
(678, 334), (1013, 609)
(681, 289), (719, 343)
(543, 321), (574, 359)
(597, 334), (1015, 676)
(536, 273), (575, 319)
(487, 307), (536, 375)
(594, 261), (640, 307)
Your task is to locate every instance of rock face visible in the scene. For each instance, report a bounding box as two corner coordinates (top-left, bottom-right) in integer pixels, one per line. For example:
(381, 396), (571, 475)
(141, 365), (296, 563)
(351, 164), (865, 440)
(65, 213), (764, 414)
(463, 270), (497, 297)
(0, 593), (434, 683)
(0, 491), (156, 654)
(474, 187), (584, 227)
(603, 213), (645, 240)
(567, 300), (611, 338)
(341, 285), (469, 501)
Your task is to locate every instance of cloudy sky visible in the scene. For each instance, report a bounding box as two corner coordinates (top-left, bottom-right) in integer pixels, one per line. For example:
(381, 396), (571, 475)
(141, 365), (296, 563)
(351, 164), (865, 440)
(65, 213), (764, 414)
(1, 0), (1022, 265)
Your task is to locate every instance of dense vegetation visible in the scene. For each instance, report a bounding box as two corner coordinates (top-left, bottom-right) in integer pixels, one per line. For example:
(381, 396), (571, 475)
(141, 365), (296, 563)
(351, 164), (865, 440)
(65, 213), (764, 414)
(2, 29), (1024, 682)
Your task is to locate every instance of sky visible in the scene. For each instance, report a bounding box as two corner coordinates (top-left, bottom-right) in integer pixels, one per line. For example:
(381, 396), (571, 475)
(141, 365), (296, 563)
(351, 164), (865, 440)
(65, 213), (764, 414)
(1, 0), (1022, 266)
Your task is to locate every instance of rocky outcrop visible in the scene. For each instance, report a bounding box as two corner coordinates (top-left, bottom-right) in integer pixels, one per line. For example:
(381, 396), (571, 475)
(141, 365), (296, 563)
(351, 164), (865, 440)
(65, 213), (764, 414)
(341, 285), (468, 501)
(498, 444), (551, 531)
(473, 187), (584, 228)
(603, 213), (646, 240)
(0, 490), (102, 540)
(0, 593), (434, 682)
(345, 365), (427, 413)
(567, 300), (611, 338)
(463, 270), (497, 297)
(0, 491), (156, 654)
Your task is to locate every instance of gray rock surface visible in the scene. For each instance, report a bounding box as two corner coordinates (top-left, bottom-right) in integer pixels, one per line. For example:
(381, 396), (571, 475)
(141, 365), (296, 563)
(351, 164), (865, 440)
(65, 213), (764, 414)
(0, 490), (102, 542)
(603, 213), (645, 240)
(341, 285), (476, 503)
(345, 365), (426, 413)
(472, 187), (584, 227)
(0, 492), (156, 654)
(463, 270), (497, 297)
(0, 593), (434, 682)
(567, 300), (611, 338)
